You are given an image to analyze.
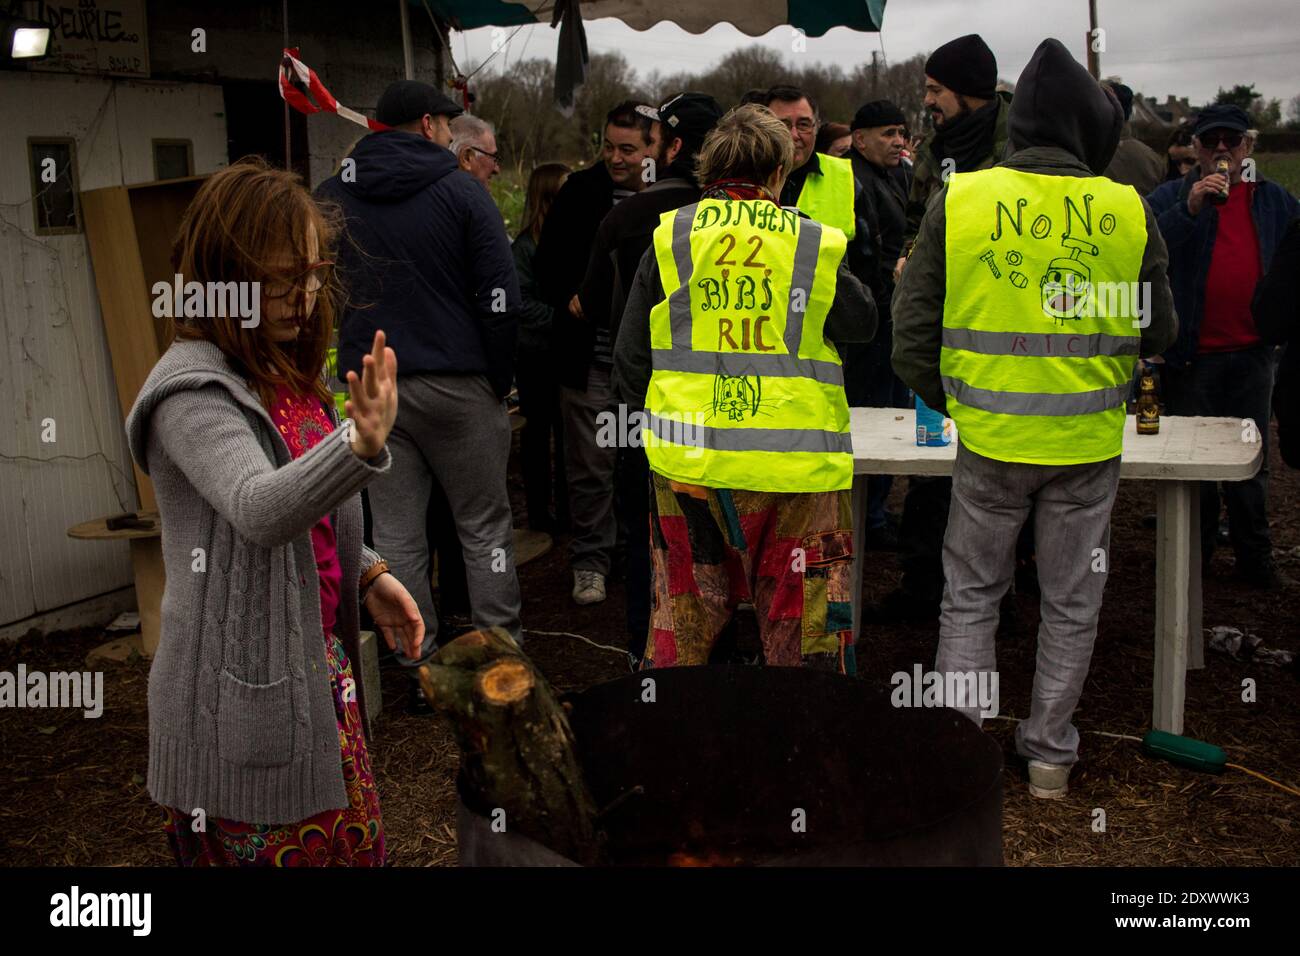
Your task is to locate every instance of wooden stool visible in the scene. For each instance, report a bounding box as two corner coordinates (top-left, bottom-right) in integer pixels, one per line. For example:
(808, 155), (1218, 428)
(68, 511), (164, 658)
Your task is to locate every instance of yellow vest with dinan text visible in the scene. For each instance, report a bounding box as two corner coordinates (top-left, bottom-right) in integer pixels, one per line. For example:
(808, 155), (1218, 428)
(941, 167), (1146, 465)
(796, 153), (857, 240)
(644, 198), (852, 492)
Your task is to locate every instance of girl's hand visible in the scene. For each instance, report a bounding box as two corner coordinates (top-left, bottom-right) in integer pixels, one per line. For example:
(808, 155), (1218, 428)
(363, 572), (425, 660)
(346, 330), (398, 459)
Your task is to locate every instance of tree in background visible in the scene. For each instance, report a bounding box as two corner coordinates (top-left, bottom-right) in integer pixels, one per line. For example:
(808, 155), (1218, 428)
(1214, 83), (1283, 130)
(468, 44), (933, 168)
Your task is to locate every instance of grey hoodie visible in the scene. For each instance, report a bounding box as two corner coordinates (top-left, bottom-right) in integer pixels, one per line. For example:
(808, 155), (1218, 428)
(125, 338), (389, 824)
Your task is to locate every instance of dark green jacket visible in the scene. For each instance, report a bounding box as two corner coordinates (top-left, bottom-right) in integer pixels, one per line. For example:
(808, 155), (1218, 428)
(904, 92), (1012, 248)
(890, 145), (1178, 414)
(511, 231), (556, 357)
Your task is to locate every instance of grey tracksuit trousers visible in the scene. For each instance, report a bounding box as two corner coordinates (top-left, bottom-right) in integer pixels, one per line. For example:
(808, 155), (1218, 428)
(936, 442), (1121, 766)
(367, 373), (522, 663)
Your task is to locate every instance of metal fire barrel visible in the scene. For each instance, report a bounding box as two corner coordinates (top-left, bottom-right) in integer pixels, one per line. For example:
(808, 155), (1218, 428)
(458, 664), (1003, 866)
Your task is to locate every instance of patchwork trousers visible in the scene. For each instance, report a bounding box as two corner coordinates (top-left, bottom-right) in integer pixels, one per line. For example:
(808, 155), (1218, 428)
(646, 472), (855, 674)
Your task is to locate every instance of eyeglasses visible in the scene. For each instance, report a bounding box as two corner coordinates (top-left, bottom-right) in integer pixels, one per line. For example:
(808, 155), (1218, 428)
(1197, 131), (1244, 150)
(263, 260), (334, 300)
(469, 145), (501, 166)
(778, 117), (817, 134)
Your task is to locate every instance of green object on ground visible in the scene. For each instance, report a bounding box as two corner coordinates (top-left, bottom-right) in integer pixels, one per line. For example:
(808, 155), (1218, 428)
(1141, 729), (1227, 773)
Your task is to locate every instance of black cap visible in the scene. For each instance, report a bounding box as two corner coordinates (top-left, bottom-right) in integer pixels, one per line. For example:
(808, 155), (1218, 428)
(925, 33), (998, 100)
(1193, 104), (1250, 137)
(851, 99), (906, 131)
(376, 80), (463, 126)
(1107, 82), (1134, 121)
(639, 92), (724, 150)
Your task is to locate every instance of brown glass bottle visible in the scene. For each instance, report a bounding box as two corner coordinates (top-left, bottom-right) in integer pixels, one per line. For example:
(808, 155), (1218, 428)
(1208, 158), (1231, 206)
(1136, 371), (1160, 434)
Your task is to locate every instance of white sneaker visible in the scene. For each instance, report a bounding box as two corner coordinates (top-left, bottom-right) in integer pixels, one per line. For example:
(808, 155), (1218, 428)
(572, 569), (607, 606)
(1026, 759), (1071, 799)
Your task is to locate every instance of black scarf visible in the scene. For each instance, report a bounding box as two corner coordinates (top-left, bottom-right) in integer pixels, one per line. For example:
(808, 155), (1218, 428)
(930, 98), (1000, 173)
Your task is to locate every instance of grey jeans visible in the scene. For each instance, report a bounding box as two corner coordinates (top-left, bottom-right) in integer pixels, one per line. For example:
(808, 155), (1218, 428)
(560, 365), (618, 575)
(367, 373), (522, 664)
(936, 442), (1121, 766)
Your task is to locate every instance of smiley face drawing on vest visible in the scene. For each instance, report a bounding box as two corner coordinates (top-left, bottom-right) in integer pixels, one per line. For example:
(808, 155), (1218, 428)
(1039, 234), (1099, 324)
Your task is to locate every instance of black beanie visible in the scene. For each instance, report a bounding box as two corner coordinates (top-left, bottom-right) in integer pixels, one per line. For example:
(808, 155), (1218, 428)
(925, 34), (997, 100)
(1009, 38), (1124, 174)
(851, 99), (907, 131)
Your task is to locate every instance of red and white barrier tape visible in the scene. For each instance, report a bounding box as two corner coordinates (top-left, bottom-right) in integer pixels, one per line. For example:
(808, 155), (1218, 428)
(279, 47), (390, 132)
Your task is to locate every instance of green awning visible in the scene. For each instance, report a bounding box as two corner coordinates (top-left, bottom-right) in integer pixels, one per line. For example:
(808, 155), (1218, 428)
(412, 0), (887, 37)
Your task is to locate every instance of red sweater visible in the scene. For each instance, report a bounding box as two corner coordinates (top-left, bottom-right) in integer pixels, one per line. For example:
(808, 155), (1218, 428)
(1198, 181), (1262, 352)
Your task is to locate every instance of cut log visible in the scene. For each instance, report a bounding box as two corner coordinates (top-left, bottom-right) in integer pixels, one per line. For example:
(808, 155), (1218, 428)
(418, 627), (603, 864)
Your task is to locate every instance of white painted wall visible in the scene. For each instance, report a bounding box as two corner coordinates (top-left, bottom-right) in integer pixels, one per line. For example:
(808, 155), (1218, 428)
(0, 71), (226, 628)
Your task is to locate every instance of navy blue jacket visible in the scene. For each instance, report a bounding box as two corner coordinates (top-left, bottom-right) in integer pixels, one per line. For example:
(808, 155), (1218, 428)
(315, 131), (518, 396)
(1146, 170), (1299, 368)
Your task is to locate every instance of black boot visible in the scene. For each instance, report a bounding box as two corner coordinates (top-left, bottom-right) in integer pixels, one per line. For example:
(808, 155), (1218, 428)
(407, 675), (435, 716)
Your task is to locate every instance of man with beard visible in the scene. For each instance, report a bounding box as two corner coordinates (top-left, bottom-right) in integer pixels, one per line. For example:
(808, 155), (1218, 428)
(534, 101), (659, 607)
(577, 91), (725, 668)
(877, 34), (1013, 625)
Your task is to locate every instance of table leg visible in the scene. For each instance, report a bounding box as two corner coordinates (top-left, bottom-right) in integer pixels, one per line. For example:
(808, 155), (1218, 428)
(851, 475), (868, 644)
(1153, 481), (1193, 733)
(1187, 493), (1204, 670)
(129, 537), (165, 658)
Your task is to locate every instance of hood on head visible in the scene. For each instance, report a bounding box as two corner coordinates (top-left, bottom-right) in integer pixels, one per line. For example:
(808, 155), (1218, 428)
(333, 129), (460, 202)
(1008, 38), (1123, 174)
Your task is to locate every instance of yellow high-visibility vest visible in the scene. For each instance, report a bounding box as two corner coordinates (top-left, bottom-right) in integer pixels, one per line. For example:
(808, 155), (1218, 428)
(796, 153), (856, 240)
(942, 167), (1147, 464)
(644, 198), (852, 492)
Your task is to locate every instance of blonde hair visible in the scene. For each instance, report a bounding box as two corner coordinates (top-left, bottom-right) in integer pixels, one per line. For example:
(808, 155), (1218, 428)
(696, 104), (794, 189)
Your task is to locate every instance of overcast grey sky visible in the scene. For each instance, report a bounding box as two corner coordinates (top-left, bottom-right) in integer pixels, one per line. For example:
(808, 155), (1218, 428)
(448, 0), (1299, 109)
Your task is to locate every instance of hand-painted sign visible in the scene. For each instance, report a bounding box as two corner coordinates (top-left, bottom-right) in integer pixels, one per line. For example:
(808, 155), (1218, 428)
(30, 0), (150, 78)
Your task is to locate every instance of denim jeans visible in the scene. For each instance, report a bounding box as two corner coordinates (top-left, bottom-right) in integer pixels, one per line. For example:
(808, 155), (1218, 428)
(1161, 347), (1274, 567)
(937, 444), (1121, 766)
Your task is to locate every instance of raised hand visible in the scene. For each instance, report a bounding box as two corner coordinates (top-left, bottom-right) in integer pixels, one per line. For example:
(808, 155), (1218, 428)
(346, 330), (398, 460)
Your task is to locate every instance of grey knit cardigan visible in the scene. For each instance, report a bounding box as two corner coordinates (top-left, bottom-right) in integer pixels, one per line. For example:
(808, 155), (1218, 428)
(126, 338), (390, 824)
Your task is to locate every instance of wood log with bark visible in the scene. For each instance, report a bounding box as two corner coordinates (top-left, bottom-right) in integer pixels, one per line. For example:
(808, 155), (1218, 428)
(417, 627), (604, 864)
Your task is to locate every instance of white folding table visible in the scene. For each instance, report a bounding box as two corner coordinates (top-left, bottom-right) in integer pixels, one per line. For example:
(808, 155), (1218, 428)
(848, 408), (1262, 734)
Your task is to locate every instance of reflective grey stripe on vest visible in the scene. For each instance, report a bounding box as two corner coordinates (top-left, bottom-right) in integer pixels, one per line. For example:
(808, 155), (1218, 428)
(783, 217), (823, 354)
(646, 412), (852, 454)
(942, 376), (1130, 416)
(651, 348), (844, 387)
(942, 328), (1140, 358)
(666, 203), (700, 350)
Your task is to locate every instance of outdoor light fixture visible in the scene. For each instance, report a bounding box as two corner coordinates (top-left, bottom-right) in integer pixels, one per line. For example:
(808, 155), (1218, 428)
(2, 16), (50, 61)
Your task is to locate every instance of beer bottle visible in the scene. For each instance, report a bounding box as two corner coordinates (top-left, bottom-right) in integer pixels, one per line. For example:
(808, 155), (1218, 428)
(1136, 370), (1160, 434)
(1209, 158), (1231, 206)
